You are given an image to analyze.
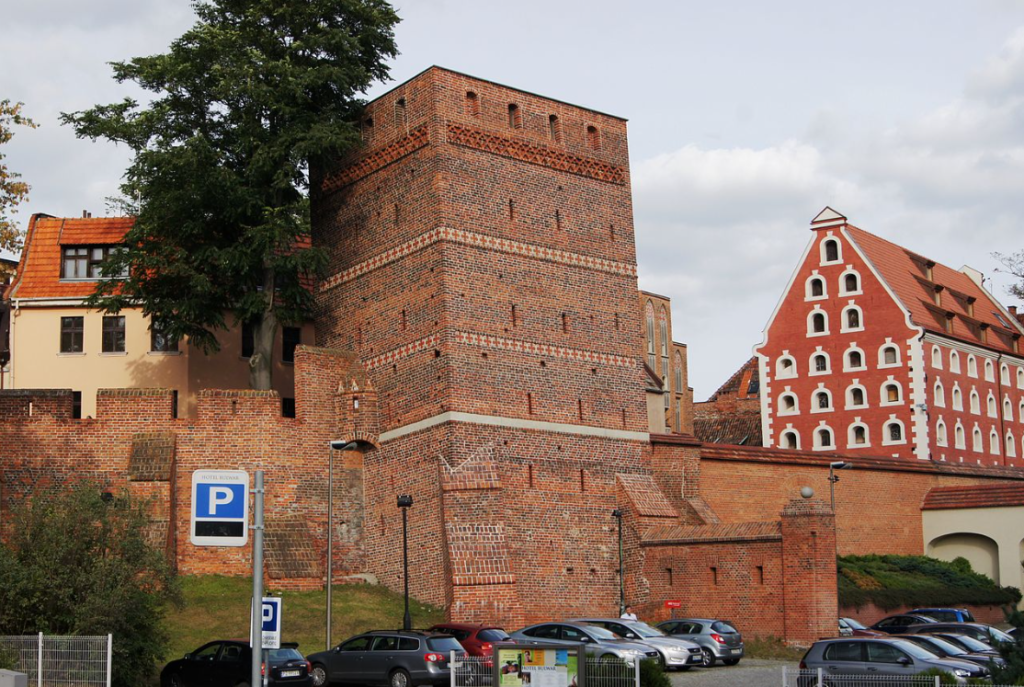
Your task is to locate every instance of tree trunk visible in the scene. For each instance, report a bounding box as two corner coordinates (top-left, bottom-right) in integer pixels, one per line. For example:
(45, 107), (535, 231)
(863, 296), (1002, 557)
(248, 267), (278, 390)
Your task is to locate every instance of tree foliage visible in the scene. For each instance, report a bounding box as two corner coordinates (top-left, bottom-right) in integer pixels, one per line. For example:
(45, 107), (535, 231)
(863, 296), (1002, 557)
(0, 483), (180, 687)
(62, 0), (400, 389)
(992, 606), (1024, 685)
(994, 251), (1024, 303)
(0, 100), (37, 258)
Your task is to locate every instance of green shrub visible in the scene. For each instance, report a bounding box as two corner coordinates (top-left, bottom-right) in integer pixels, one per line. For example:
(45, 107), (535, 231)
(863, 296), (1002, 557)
(0, 647), (18, 671)
(837, 554), (1021, 609)
(638, 658), (670, 687)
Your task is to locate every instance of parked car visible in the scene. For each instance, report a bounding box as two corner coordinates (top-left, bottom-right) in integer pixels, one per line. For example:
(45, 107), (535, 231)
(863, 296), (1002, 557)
(570, 618), (703, 670)
(931, 632), (1002, 656)
(508, 622), (660, 666)
(655, 618), (744, 667)
(307, 630), (464, 687)
(839, 617), (887, 637)
(908, 622), (1013, 646)
(868, 614), (937, 634)
(427, 624), (510, 659)
(161, 640), (313, 687)
(898, 633), (1005, 671)
(797, 637), (989, 685)
(910, 608), (977, 623)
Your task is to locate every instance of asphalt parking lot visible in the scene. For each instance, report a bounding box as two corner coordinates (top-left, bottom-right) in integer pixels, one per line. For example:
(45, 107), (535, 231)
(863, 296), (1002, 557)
(669, 659), (793, 687)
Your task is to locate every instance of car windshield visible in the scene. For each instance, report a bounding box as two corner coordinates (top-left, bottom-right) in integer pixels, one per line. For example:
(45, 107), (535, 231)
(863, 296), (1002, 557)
(989, 628), (1013, 643)
(907, 637), (963, 655)
(628, 623), (665, 638)
(428, 637), (463, 653)
(711, 622), (738, 634)
(582, 626), (618, 640)
(842, 618), (868, 630)
(945, 635), (991, 652)
(478, 629), (510, 642)
(891, 640), (942, 660)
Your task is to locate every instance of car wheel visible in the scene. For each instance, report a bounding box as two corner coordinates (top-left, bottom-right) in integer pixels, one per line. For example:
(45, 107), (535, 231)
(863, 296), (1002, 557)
(723, 658), (740, 666)
(655, 653), (666, 670)
(390, 668), (413, 687)
(311, 663), (328, 687)
(700, 648), (715, 667)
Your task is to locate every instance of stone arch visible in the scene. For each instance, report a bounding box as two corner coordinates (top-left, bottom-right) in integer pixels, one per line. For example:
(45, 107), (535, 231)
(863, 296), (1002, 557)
(927, 532), (999, 584)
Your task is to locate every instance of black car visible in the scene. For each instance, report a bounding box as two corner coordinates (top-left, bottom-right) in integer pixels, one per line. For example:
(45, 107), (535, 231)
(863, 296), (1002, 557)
(161, 640), (312, 687)
(898, 633), (1005, 671)
(908, 622), (1014, 646)
(868, 614), (937, 634)
(307, 630), (464, 687)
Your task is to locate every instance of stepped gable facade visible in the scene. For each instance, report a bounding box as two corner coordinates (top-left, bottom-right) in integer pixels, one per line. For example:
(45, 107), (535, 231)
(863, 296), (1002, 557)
(755, 207), (1024, 465)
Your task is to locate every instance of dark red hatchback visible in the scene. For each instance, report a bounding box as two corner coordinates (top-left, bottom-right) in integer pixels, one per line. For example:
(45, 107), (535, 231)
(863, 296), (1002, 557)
(428, 624), (510, 659)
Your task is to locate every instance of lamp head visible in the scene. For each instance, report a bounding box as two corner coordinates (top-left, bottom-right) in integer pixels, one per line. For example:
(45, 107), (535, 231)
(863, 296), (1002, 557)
(829, 461), (851, 470)
(611, 508), (623, 518)
(330, 440), (360, 451)
(397, 494), (413, 508)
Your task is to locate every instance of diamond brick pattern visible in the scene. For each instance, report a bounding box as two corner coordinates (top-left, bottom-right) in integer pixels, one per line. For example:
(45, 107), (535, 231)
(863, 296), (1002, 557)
(319, 226), (636, 293)
(446, 123), (626, 186)
(128, 432), (175, 481)
(453, 331), (634, 368)
(321, 125), (429, 194)
(265, 515), (322, 579)
(365, 333), (441, 371)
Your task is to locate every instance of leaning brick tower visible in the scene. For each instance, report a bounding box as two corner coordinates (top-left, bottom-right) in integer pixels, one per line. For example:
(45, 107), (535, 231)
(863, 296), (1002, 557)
(313, 67), (649, 624)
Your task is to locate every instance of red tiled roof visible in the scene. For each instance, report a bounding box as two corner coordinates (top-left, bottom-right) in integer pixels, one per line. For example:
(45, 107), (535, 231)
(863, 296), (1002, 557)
(7, 215), (134, 300)
(846, 225), (1024, 355)
(693, 412), (762, 446)
(921, 484), (1024, 510)
(706, 356), (759, 402)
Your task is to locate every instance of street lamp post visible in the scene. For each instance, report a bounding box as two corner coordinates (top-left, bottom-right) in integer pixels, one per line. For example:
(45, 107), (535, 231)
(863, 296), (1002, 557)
(326, 440), (359, 650)
(612, 508), (624, 615)
(827, 461), (851, 617)
(398, 494), (413, 630)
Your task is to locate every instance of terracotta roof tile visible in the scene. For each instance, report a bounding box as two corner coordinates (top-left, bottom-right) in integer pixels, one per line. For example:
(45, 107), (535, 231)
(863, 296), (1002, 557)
(693, 413), (762, 446)
(846, 225), (1023, 355)
(8, 215), (134, 300)
(642, 520), (781, 545)
(921, 484), (1024, 510)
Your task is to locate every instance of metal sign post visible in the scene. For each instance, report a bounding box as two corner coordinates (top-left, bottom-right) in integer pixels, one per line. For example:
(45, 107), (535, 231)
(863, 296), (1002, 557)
(250, 471), (265, 687)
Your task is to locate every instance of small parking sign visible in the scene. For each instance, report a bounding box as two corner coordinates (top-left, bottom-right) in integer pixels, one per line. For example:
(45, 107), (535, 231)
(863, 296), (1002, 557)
(261, 598), (281, 649)
(191, 470), (249, 546)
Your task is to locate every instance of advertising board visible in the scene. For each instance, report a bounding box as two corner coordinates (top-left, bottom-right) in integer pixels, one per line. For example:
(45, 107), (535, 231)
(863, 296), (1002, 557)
(495, 645), (582, 687)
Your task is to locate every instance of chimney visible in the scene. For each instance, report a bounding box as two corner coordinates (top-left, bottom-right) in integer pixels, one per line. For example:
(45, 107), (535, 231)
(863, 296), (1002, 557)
(1010, 306), (1017, 316)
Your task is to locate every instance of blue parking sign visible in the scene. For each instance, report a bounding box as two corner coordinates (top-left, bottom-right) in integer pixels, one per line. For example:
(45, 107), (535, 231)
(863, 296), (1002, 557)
(190, 470), (249, 547)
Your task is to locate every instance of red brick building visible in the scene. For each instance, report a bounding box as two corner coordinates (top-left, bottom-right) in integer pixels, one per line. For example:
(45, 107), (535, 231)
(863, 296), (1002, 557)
(755, 207), (1024, 465)
(693, 357), (761, 446)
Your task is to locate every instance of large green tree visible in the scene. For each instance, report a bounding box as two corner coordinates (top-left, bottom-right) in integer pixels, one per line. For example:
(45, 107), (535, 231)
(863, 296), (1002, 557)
(63, 0), (400, 389)
(0, 100), (36, 260)
(0, 483), (179, 687)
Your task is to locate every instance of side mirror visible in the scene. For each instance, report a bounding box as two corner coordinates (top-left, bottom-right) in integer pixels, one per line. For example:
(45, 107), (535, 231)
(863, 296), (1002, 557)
(897, 657), (911, 666)
(579, 637), (591, 643)
(184, 653), (191, 660)
(626, 633), (637, 639)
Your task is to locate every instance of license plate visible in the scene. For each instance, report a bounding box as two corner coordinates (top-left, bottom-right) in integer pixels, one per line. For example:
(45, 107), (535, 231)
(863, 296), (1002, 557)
(281, 670), (301, 677)
(731, 649), (742, 654)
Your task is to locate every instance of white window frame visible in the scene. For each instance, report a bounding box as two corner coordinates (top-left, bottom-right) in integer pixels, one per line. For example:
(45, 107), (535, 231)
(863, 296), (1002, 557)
(1006, 430), (1017, 458)
(969, 389), (981, 415)
(844, 346), (867, 372)
(778, 391), (800, 416)
(880, 379), (904, 407)
(952, 384), (963, 411)
(813, 424), (836, 451)
(990, 429), (1001, 456)
(1018, 367), (1024, 390)
(984, 358), (995, 382)
(882, 418), (907, 446)
(779, 427), (801, 450)
(933, 379), (945, 407)
(950, 350), (961, 374)
(955, 422), (966, 449)
(931, 345), (943, 370)
(807, 308), (830, 337)
(809, 350), (831, 376)
(1001, 363), (1011, 386)
(973, 427), (983, 452)
(987, 392), (997, 418)
(820, 237), (842, 265)
(935, 419), (948, 447)
(847, 422), (871, 448)
(838, 267), (862, 296)
(878, 343), (901, 369)
(776, 354), (797, 380)
(840, 304), (864, 333)
(811, 386), (834, 414)
(804, 273), (828, 302)
(967, 354), (978, 378)
(846, 383), (868, 410)
(1004, 396), (1014, 422)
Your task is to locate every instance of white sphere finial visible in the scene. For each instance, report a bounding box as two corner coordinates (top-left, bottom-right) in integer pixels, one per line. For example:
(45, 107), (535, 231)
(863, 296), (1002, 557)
(800, 486), (814, 499)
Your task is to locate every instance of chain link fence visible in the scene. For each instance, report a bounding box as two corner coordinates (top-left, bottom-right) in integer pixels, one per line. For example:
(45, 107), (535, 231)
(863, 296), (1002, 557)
(450, 653), (638, 687)
(782, 665), (1012, 686)
(0, 634), (111, 687)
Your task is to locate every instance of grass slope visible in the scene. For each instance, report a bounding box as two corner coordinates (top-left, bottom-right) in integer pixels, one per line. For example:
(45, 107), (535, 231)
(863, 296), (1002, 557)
(162, 576), (445, 662)
(838, 554), (1021, 610)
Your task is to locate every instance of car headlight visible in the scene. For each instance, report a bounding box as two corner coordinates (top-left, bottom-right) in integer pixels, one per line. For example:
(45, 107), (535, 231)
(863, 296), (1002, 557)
(953, 670), (969, 678)
(620, 649), (639, 656)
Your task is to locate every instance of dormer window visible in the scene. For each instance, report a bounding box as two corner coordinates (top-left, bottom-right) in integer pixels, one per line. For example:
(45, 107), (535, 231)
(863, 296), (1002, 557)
(62, 245), (128, 280)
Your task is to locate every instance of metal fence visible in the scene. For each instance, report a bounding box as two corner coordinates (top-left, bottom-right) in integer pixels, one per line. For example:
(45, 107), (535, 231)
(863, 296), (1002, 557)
(450, 653), (638, 687)
(0, 634), (111, 687)
(781, 666), (1013, 686)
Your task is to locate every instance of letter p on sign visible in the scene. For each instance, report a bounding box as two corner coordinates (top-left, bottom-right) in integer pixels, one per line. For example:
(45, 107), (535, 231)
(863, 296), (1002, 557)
(190, 470), (249, 547)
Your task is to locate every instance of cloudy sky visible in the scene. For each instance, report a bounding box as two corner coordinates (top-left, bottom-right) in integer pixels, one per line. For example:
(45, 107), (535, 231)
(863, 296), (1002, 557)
(4, 0), (1024, 400)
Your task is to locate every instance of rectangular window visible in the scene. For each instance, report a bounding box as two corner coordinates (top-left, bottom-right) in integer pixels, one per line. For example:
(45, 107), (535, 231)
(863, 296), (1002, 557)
(102, 316), (126, 353)
(171, 390), (179, 419)
(150, 320), (178, 352)
(60, 316), (84, 353)
(282, 326), (301, 363)
(282, 397), (296, 418)
(72, 391), (82, 419)
(241, 321), (255, 358)
(61, 245), (127, 279)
